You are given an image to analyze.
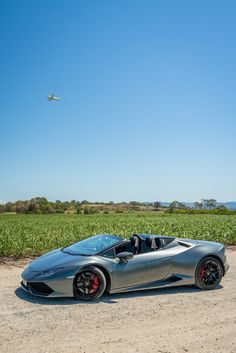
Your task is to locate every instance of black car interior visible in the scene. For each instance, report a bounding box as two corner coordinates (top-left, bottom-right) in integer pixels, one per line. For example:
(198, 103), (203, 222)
(114, 234), (173, 256)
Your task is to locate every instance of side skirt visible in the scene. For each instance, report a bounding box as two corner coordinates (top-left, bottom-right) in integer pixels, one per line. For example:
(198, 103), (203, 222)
(110, 275), (194, 294)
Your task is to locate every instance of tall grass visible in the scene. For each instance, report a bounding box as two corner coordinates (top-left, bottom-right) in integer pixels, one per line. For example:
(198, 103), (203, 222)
(0, 213), (235, 257)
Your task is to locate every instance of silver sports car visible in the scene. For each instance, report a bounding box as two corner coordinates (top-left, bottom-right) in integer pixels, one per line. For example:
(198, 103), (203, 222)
(21, 234), (229, 301)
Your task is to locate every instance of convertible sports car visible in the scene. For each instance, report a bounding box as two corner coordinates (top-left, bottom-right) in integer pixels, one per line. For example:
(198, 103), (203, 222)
(21, 234), (229, 301)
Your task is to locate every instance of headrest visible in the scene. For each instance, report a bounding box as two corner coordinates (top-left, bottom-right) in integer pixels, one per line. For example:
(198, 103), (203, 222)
(148, 237), (161, 250)
(155, 238), (162, 248)
(145, 238), (152, 247)
(130, 235), (139, 247)
(130, 236), (136, 245)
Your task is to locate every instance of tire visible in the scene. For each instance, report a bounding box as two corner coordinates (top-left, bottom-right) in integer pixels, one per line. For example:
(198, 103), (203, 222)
(73, 266), (106, 301)
(195, 256), (223, 290)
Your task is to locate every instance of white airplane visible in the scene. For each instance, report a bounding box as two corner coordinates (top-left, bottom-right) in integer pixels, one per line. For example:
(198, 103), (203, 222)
(47, 94), (61, 101)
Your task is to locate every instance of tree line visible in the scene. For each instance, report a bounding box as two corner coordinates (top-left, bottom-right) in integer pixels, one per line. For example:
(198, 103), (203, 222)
(0, 197), (234, 215)
(0, 198), (154, 214)
(166, 199), (236, 214)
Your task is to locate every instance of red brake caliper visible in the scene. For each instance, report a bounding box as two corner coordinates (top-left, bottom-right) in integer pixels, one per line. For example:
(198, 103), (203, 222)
(199, 265), (206, 281)
(91, 274), (99, 293)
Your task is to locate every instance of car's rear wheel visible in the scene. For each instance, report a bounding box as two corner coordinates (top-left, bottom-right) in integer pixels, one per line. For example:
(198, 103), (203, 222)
(73, 266), (106, 301)
(195, 256), (223, 290)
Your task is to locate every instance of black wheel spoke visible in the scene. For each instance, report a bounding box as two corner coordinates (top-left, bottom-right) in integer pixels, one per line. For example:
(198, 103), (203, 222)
(199, 260), (221, 288)
(74, 270), (101, 299)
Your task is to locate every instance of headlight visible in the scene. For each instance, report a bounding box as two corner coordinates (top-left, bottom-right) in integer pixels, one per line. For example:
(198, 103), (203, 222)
(36, 267), (64, 277)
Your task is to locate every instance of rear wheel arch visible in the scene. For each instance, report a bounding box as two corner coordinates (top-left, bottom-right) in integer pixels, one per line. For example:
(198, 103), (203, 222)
(197, 254), (225, 275)
(195, 255), (223, 289)
(208, 254), (224, 275)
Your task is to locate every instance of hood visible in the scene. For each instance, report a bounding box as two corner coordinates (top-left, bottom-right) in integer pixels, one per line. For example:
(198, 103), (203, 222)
(29, 248), (87, 271)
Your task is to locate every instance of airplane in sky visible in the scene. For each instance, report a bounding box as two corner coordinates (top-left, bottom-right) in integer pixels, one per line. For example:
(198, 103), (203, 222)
(47, 94), (61, 101)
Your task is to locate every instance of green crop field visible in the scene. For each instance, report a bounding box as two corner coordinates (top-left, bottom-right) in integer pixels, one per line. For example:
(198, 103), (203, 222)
(0, 213), (235, 257)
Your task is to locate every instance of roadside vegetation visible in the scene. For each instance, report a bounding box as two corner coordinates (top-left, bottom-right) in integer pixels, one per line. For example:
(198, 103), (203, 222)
(0, 213), (235, 257)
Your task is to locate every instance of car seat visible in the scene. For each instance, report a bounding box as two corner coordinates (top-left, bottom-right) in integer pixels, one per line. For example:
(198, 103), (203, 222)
(130, 235), (141, 255)
(145, 237), (161, 251)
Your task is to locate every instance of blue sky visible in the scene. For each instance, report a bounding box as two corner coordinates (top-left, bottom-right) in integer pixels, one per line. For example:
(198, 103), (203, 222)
(0, 0), (235, 203)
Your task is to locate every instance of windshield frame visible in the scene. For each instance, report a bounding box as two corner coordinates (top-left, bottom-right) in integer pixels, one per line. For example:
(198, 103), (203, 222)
(61, 234), (124, 256)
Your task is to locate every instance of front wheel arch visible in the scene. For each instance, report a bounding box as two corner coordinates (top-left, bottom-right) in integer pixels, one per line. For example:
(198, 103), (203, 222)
(93, 265), (111, 293)
(73, 266), (106, 301)
(76, 264), (112, 293)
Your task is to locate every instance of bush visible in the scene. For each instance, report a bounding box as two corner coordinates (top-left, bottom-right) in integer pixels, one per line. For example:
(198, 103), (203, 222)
(165, 208), (236, 215)
(76, 206), (83, 214)
(83, 207), (99, 215)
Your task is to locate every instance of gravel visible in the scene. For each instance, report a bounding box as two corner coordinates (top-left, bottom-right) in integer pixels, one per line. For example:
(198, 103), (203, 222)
(0, 249), (236, 353)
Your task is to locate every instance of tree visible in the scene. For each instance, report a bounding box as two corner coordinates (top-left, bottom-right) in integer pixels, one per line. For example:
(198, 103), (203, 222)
(15, 201), (28, 213)
(32, 197), (48, 204)
(208, 199), (217, 209)
(69, 200), (77, 207)
(27, 200), (40, 213)
(83, 206), (98, 214)
(194, 202), (203, 210)
(129, 201), (142, 206)
(169, 201), (188, 210)
(5, 202), (13, 212)
(169, 201), (178, 210)
(81, 200), (89, 205)
(153, 201), (161, 210)
(202, 199), (217, 210)
(76, 206), (83, 214)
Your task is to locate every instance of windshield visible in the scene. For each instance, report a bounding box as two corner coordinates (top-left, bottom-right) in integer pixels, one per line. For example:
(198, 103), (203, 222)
(62, 235), (123, 255)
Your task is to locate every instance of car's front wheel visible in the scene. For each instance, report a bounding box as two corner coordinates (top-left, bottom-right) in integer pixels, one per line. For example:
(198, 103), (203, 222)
(73, 266), (106, 301)
(195, 256), (223, 290)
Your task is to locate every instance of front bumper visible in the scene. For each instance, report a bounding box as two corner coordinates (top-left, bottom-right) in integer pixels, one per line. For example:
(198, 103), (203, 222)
(21, 280), (54, 297)
(21, 276), (74, 298)
(21, 264), (77, 298)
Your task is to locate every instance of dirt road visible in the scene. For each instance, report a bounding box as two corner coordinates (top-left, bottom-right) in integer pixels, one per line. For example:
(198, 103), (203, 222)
(0, 249), (236, 353)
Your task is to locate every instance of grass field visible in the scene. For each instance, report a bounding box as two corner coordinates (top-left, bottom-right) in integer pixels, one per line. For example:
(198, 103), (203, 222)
(0, 213), (235, 257)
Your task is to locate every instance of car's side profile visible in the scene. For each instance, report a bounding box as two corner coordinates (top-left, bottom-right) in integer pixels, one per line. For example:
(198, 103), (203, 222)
(21, 234), (229, 301)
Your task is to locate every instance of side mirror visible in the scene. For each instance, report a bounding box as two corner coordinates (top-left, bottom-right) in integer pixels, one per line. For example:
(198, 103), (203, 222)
(116, 251), (134, 263)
